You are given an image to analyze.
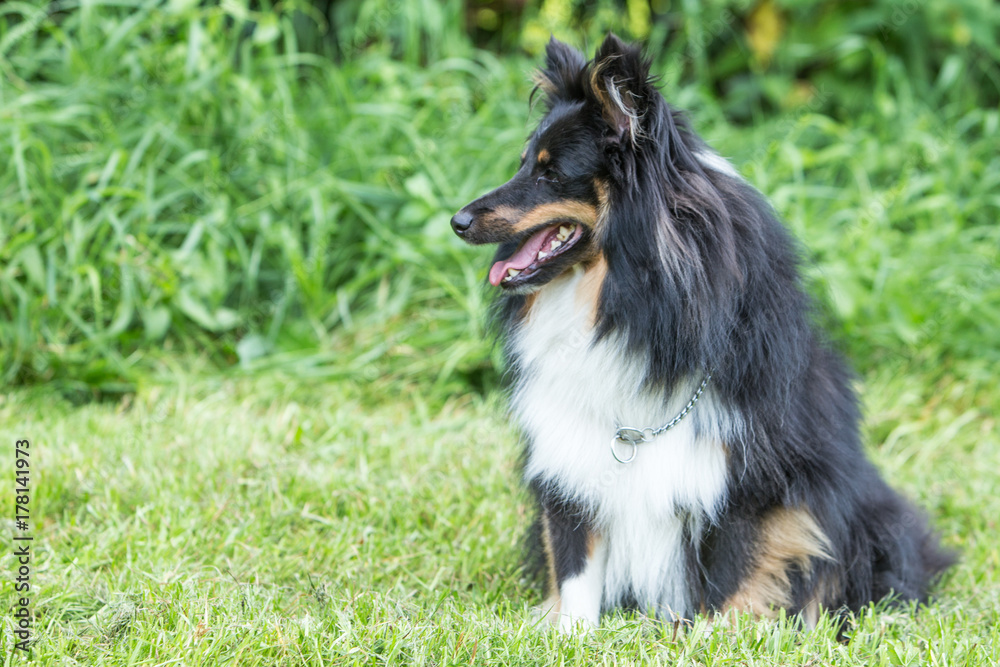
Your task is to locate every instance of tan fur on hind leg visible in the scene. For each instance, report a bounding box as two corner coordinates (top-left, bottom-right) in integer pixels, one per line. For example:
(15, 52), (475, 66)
(723, 508), (834, 619)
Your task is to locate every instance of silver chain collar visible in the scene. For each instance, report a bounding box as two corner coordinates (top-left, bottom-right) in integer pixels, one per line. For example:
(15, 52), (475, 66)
(610, 372), (713, 464)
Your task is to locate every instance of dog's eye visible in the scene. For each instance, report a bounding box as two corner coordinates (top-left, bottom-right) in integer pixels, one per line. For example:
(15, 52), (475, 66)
(536, 168), (559, 185)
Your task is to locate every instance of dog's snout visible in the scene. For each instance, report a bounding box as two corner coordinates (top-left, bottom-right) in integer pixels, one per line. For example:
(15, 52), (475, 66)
(451, 210), (474, 235)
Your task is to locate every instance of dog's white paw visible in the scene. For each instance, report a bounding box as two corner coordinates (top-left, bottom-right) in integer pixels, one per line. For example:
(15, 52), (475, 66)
(556, 612), (596, 634)
(533, 597), (598, 633)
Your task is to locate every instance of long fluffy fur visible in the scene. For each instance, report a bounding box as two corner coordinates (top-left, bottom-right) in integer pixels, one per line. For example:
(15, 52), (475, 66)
(454, 34), (953, 631)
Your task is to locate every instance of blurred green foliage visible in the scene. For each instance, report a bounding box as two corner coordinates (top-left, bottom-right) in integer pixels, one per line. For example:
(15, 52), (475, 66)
(0, 0), (998, 397)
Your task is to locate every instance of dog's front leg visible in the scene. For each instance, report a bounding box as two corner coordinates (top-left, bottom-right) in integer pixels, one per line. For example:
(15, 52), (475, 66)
(539, 499), (608, 632)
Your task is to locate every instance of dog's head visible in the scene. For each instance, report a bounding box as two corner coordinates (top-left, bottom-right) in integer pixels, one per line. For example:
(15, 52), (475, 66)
(450, 34), (675, 292)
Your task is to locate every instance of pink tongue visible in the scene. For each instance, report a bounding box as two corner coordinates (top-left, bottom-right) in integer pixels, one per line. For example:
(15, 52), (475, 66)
(488, 228), (556, 286)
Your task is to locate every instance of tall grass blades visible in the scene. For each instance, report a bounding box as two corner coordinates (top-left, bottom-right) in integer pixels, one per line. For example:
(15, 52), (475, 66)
(0, 0), (527, 394)
(1, 0), (997, 397)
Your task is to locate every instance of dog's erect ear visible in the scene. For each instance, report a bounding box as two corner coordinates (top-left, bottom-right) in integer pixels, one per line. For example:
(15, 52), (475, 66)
(533, 37), (587, 102)
(589, 33), (652, 146)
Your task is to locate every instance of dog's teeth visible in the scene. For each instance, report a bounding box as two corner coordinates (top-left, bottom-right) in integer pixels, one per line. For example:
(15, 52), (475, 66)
(550, 239), (562, 250)
(557, 225), (571, 240)
(537, 250), (549, 259)
(507, 268), (520, 278)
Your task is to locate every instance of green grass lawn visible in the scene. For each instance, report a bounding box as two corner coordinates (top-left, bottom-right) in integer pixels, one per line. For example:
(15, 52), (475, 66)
(2, 360), (998, 665)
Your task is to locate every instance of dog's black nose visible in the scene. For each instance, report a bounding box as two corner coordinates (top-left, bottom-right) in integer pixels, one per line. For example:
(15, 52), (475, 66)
(451, 210), (473, 235)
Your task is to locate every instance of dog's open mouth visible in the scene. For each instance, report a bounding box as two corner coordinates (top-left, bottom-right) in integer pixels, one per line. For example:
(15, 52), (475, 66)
(488, 223), (584, 287)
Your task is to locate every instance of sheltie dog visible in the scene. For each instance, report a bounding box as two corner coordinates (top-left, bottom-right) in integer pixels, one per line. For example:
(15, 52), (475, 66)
(450, 34), (952, 631)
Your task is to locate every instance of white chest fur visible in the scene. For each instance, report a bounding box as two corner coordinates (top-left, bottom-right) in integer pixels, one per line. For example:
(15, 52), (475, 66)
(511, 268), (735, 618)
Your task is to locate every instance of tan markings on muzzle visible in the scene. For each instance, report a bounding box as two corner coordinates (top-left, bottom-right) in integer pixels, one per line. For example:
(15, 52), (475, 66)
(492, 201), (598, 235)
